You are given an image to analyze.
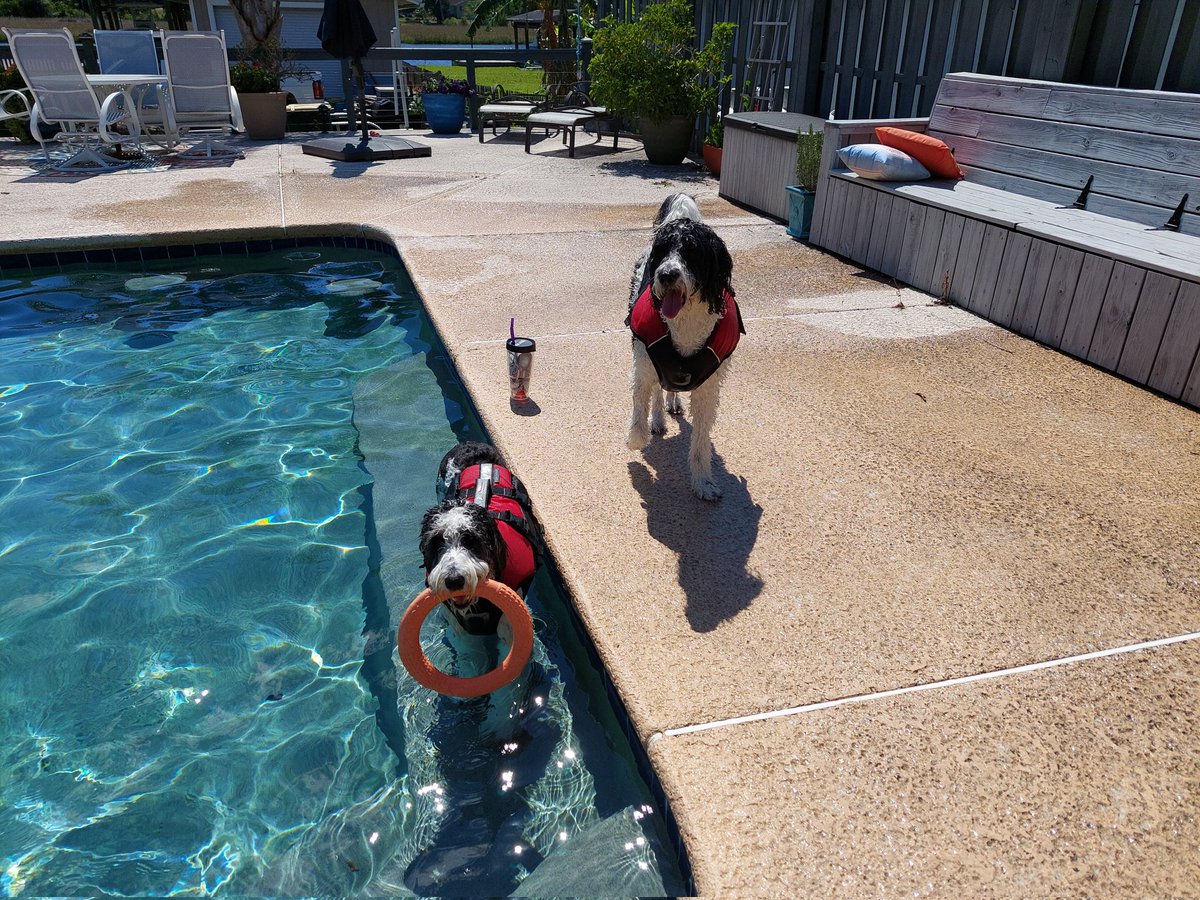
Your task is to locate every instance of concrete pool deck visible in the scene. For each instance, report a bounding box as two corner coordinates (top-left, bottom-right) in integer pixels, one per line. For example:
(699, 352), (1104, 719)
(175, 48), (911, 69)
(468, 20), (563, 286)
(3, 131), (1198, 896)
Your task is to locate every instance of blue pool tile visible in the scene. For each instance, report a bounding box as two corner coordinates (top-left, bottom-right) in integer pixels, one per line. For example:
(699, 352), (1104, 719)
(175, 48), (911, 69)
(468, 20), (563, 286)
(113, 247), (143, 264)
(219, 240), (248, 255)
(193, 242), (222, 258)
(140, 245), (170, 261)
(168, 244), (196, 259)
(246, 239), (274, 254)
(56, 250), (87, 267)
(85, 248), (116, 265)
(25, 252), (58, 270)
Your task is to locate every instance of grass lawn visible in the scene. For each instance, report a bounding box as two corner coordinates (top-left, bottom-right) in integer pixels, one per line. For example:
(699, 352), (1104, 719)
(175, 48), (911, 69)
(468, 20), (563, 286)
(422, 65), (546, 96)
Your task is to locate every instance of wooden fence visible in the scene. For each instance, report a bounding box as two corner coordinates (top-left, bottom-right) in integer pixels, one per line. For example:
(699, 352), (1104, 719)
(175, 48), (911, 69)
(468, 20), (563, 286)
(599, 0), (1199, 119)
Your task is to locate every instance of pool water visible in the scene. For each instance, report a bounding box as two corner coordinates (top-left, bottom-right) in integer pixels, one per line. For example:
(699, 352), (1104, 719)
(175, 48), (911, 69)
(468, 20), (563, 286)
(0, 247), (686, 897)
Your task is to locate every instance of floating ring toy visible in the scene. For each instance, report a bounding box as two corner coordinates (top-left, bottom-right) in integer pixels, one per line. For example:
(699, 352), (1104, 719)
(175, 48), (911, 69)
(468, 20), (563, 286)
(397, 579), (533, 698)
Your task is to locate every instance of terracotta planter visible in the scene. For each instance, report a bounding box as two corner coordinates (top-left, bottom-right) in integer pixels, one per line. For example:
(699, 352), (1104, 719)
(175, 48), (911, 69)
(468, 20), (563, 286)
(239, 91), (288, 140)
(638, 115), (694, 165)
(702, 143), (722, 176)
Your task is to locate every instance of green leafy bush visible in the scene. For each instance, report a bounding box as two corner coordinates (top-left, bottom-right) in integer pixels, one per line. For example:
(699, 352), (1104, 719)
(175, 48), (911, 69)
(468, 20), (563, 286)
(230, 40), (303, 94)
(589, 0), (735, 124)
(704, 117), (723, 148)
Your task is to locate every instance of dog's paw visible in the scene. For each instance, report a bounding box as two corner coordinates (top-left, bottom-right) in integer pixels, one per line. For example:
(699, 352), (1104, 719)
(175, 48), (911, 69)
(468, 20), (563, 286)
(666, 393), (684, 415)
(692, 477), (723, 501)
(649, 414), (667, 435)
(626, 427), (650, 451)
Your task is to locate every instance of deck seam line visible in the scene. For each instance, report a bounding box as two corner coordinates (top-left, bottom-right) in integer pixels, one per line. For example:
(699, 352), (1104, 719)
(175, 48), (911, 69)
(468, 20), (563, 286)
(278, 146), (286, 228)
(658, 629), (1200, 739)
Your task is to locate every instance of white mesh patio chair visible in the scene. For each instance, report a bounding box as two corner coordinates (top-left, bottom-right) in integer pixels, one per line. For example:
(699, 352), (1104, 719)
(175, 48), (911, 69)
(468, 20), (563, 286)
(2, 27), (134, 171)
(93, 29), (179, 150)
(160, 30), (243, 158)
(1, 88), (32, 125)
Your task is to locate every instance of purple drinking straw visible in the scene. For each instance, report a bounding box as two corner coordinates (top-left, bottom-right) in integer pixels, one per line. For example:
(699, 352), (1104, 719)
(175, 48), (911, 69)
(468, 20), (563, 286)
(510, 318), (515, 341)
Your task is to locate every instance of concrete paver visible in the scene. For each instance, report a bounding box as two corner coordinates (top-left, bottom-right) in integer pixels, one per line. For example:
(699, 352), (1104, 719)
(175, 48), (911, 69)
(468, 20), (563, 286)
(2, 130), (1198, 896)
(652, 640), (1200, 898)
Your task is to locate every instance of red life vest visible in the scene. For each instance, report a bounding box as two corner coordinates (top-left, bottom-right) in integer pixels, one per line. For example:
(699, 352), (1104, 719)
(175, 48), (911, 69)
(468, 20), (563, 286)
(451, 462), (539, 592)
(626, 285), (744, 392)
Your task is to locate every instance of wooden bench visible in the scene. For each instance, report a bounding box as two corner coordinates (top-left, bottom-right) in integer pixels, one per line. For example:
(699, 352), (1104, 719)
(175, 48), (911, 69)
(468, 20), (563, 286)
(810, 73), (1200, 410)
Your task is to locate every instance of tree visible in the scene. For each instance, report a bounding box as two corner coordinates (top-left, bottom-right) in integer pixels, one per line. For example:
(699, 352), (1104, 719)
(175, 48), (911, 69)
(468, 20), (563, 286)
(227, 0), (283, 51)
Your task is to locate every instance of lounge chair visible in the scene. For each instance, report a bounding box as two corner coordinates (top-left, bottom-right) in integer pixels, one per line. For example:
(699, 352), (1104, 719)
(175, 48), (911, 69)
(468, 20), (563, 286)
(523, 87), (617, 158)
(160, 30), (243, 158)
(2, 27), (133, 171)
(94, 29), (178, 150)
(477, 85), (542, 144)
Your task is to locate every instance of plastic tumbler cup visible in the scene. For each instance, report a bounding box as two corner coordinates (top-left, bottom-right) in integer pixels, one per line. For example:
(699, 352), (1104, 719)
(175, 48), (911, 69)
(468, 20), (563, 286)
(506, 337), (536, 403)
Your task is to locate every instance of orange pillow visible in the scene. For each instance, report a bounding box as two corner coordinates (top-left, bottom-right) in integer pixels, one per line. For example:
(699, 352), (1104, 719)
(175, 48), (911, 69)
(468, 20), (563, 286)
(875, 127), (963, 179)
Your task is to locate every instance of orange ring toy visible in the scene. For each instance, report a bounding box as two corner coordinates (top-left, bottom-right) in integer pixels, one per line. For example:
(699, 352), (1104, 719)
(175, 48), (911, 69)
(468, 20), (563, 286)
(397, 579), (533, 698)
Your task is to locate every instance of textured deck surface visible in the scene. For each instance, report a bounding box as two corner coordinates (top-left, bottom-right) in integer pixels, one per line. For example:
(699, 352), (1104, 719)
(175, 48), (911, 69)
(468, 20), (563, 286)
(2, 130), (1198, 897)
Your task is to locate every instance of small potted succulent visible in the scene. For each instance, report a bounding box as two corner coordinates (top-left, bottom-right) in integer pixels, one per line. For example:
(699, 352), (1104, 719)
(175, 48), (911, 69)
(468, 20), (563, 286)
(702, 116), (723, 176)
(786, 125), (824, 240)
(418, 73), (476, 135)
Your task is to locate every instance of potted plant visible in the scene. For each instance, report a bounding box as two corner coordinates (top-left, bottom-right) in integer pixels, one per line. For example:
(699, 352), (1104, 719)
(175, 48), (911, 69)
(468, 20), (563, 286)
(417, 73), (476, 135)
(702, 116), (723, 176)
(589, 0), (735, 165)
(786, 125), (823, 240)
(229, 41), (297, 140)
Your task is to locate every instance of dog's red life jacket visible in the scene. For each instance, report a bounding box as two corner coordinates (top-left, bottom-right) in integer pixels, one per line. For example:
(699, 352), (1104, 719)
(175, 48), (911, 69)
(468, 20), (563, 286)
(451, 462), (539, 591)
(627, 285), (744, 392)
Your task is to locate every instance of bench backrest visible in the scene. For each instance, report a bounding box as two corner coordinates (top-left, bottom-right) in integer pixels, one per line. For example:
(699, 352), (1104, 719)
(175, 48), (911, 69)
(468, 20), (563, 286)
(927, 73), (1200, 236)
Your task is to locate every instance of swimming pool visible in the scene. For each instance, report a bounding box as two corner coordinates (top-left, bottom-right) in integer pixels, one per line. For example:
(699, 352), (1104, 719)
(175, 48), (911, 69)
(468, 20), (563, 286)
(0, 243), (686, 896)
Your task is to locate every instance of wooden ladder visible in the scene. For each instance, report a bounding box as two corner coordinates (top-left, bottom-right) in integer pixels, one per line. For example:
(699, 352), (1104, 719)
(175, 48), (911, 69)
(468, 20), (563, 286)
(741, 0), (792, 111)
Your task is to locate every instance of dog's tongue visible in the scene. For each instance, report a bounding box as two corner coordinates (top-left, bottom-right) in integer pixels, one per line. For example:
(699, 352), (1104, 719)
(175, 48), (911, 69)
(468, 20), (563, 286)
(660, 286), (686, 320)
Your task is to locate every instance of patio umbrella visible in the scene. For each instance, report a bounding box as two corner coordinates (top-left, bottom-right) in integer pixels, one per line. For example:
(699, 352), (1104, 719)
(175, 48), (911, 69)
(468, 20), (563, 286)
(304, 0), (429, 161)
(318, 0), (377, 144)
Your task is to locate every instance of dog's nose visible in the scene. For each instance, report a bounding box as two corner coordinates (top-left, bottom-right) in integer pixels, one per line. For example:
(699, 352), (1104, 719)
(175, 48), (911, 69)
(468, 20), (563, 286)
(659, 265), (682, 283)
(445, 574), (465, 591)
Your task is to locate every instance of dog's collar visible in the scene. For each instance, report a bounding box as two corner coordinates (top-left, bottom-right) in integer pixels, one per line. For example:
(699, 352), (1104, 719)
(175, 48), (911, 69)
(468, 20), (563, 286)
(626, 285), (745, 392)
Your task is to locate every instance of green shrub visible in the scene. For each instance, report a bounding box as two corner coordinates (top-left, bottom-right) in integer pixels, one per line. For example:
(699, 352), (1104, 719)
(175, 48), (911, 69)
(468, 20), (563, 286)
(704, 117), (723, 148)
(589, 0), (735, 124)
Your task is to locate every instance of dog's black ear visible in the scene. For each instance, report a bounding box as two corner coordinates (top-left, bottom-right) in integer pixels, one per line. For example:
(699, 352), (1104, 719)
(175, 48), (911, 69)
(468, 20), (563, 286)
(418, 501), (451, 556)
(694, 226), (733, 314)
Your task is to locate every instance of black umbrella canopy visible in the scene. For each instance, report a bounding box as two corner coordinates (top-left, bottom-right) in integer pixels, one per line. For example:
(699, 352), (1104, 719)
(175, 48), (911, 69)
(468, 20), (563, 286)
(318, 0), (377, 60)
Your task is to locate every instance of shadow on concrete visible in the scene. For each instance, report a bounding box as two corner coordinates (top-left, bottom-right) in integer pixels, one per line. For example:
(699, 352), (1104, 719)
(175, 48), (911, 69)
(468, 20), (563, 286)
(598, 158), (712, 183)
(510, 397), (541, 416)
(628, 420), (763, 632)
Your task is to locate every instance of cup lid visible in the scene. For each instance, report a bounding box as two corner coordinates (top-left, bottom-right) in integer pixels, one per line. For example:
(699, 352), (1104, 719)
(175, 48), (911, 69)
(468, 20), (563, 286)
(506, 337), (536, 352)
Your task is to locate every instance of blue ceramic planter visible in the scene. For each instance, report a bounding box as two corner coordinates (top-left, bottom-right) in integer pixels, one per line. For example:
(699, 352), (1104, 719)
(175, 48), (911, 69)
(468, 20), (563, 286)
(786, 185), (816, 240)
(423, 93), (467, 134)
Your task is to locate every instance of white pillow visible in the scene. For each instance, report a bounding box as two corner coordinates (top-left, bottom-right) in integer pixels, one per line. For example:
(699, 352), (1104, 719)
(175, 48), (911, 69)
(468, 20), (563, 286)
(836, 143), (931, 181)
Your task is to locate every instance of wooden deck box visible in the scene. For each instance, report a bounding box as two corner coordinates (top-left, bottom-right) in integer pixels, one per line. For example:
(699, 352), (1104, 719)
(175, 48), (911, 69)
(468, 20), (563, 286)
(720, 111), (825, 221)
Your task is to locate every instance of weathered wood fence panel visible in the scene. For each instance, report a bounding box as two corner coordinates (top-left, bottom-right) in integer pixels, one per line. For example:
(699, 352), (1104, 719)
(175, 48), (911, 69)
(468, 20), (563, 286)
(661, 0), (1200, 120)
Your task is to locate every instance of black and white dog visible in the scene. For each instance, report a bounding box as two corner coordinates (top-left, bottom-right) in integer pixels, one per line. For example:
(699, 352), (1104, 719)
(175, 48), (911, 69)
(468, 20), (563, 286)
(626, 194), (743, 500)
(419, 441), (541, 638)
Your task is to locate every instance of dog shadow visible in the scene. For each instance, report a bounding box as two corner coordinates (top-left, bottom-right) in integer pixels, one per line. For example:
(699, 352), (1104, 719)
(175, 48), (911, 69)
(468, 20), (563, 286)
(627, 421), (764, 632)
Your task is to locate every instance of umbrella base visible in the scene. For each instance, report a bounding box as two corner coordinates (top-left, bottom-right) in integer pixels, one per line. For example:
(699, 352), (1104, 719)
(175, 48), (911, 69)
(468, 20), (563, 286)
(301, 135), (432, 162)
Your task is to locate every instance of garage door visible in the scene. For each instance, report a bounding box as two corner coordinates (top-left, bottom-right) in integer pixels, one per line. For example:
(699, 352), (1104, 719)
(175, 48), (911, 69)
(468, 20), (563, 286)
(211, 3), (345, 102)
